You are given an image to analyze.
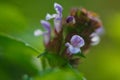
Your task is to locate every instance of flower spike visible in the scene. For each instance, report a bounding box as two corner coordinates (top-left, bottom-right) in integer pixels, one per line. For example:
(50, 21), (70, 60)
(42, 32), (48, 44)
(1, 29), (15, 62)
(35, 3), (104, 68)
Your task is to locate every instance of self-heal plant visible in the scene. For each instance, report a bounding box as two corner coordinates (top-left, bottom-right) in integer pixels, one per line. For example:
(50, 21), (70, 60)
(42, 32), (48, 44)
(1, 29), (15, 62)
(35, 3), (104, 68)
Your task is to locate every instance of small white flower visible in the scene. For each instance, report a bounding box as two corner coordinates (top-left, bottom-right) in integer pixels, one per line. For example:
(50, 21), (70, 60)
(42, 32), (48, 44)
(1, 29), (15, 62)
(90, 33), (100, 46)
(34, 29), (43, 36)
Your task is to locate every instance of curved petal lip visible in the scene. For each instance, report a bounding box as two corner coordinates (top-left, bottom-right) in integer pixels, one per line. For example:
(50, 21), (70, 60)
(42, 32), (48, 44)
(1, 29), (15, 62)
(40, 20), (51, 33)
(70, 35), (85, 47)
(54, 2), (63, 14)
(69, 45), (80, 54)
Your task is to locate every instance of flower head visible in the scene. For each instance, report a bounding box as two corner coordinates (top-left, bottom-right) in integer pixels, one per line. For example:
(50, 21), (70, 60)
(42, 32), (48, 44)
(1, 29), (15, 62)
(35, 3), (104, 68)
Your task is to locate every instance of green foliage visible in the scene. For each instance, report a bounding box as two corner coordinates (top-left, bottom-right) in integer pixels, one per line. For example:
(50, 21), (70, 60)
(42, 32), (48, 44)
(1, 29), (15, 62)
(0, 34), (39, 80)
(35, 68), (85, 80)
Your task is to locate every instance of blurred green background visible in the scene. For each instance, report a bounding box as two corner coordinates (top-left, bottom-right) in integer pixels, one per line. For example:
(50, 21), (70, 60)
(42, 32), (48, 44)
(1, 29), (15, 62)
(0, 0), (120, 80)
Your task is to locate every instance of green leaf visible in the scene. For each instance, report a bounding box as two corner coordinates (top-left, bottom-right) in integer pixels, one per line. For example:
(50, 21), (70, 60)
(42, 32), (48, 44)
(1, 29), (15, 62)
(0, 4), (44, 53)
(35, 68), (85, 80)
(0, 34), (40, 80)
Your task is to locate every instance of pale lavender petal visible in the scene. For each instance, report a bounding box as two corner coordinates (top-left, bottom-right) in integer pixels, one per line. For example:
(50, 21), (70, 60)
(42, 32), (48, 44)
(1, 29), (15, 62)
(54, 16), (62, 33)
(43, 34), (50, 45)
(90, 33), (100, 46)
(34, 29), (43, 36)
(65, 42), (81, 54)
(70, 35), (85, 48)
(95, 27), (104, 35)
(65, 42), (70, 47)
(40, 20), (51, 45)
(68, 45), (80, 54)
(46, 13), (56, 20)
(54, 3), (63, 14)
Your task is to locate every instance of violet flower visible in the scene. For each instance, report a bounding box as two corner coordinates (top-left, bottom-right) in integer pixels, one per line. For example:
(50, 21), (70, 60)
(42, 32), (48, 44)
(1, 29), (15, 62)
(34, 29), (43, 36)
(34, 20), (51, 45)
(66, 16), (76, 24)
(65, 35), (85, 54)
(40, 20), (51, 45)
(46, 3), (63, 33)
(90, 27), (104, 46)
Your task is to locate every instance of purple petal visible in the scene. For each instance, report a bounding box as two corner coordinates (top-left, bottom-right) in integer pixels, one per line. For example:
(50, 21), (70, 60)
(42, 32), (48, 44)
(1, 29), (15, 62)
(68, 45), (80, 54)
(54, 15), (62, 33)
(54, 3), (63, 14)
(65, 42), (70, 47)
(70, 35), (85, 48)
(40, 20), (51, 45)
(66, 16), (75, 23)
(40, 20), (51, 33)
